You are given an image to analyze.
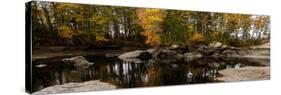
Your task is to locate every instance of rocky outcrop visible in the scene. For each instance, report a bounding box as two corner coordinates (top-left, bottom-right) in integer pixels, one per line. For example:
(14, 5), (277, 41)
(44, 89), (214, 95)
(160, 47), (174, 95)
(197, 42), (228, 56)
(62, 56), (94, 67)
(217, 66), (270, 82)
(118, 48), (204, 63)
(32, 80), (116, 95)
(118, 49), (182, 63)
(117, 42), (270, 64)
(156, 49), (184, 63)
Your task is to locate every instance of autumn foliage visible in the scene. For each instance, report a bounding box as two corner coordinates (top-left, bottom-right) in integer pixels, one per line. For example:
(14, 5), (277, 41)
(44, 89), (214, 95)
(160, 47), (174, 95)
(30, 1), (270, 47)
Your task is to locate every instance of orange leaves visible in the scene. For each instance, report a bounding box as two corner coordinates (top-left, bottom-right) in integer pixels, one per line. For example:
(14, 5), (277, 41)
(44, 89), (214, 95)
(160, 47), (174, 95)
(140, 31), (161, 46)
(137, 8), (165, 46)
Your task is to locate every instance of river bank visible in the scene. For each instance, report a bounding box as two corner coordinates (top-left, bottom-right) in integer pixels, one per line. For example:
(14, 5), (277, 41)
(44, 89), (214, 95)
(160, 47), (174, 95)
(32, 80), (116, 95)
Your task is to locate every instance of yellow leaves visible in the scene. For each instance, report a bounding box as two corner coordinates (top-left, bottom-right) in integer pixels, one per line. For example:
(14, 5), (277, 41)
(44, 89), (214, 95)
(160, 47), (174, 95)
(58, 25), (75, 39)
(141, 31), (161, 46)
(91, 14), (110, 25)
(71, 14), (84, 23)
(186, 32), (204, 46)
(137, 8), (165, 46)
(95, 35), (108, 42)
(190, 32), (204, 42)
(137, 9), (165, 30)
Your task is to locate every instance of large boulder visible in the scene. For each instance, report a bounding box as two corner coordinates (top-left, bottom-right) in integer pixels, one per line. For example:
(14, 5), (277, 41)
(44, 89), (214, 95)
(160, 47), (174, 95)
(209, 41), (223, 48)
(217, 66), (270, 82)
(198, 42), (228, 56)
(62, 56), (94, 67)
(118, 50), (152, 63)
(156, 49), (184, 63)
(184, 52), (203, 62)
(32, 80), (116, 95)
(170, 44), (180, 49)
(118, 50), (145, 59)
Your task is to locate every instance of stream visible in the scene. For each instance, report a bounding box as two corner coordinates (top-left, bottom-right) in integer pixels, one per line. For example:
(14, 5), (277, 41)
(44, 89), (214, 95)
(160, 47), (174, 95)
(32, 54), (269, 92)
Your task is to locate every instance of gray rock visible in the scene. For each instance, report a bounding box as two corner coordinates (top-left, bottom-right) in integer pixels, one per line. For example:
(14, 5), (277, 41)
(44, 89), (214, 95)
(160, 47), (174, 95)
(62, 56), (94, 67)
(170, 44), (180, 49)
(146, 48), (157, 54)
(35, 64), (47, 68)
(221, 45), (228, 49)
(156, 49), (183, 63)
(105, 53), (120, 58)
(118, 50), (146, 59)
(209, 42), (223, 48)
(217, 66), (270, 82)
(118, 50), (152, 63)
(32, 80), (116, 95)
(184, 52), (203, 62)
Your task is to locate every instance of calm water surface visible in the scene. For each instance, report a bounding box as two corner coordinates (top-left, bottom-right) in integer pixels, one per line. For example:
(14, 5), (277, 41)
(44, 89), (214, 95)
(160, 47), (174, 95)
(32, 54), (268, 92)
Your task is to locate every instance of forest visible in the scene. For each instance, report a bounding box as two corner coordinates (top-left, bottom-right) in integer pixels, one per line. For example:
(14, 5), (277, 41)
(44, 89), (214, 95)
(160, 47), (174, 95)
(30, 1), (270, 49)
(28, 1), (271, 94)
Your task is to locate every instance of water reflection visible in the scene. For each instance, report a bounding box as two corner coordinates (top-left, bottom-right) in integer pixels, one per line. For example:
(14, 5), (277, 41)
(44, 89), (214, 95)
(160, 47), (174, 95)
(32, 55), (267, 92)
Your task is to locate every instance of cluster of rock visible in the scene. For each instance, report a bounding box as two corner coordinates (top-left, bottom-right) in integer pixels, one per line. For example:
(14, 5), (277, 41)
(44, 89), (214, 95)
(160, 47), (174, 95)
(117, 42), (234, 63)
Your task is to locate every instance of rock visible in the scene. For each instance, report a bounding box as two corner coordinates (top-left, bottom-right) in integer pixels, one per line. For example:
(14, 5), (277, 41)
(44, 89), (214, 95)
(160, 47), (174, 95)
(170, 44), (180, 49)
(198, 42), (228, 56)
(146, 48), (157, 54)
(32, 80), (116, 95)
(105, 53), (120, 58)
(184, 52), (203, 62)
(35, 64), (47, 68)
(156, 49), (183, 62)
(221, 45), (228, 49)
(137, 52), (153, 60)
(62, 56), (94, 67)
(118, 50), (146, 59)
(198, 44), (208, 52)
(209, 41), (223, 48)
(171, 64), (179, 68)
(207, 62), (220, 68)
(217, 66), (270, 82)
(222, 49), (237, 55)
(118, 50), (152, 63)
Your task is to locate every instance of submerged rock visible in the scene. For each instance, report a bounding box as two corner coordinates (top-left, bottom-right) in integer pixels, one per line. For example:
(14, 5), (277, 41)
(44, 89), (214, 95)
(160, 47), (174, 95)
(105, 53), (121, 58)
(217, 66), (270, 82)
(62, 56), (94, 67)
(32, 80), (116, 95)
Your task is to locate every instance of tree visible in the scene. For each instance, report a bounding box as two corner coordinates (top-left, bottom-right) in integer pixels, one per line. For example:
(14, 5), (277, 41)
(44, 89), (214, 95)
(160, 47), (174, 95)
(137, 8), (165, 46)
(162, 10), (189, 44)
